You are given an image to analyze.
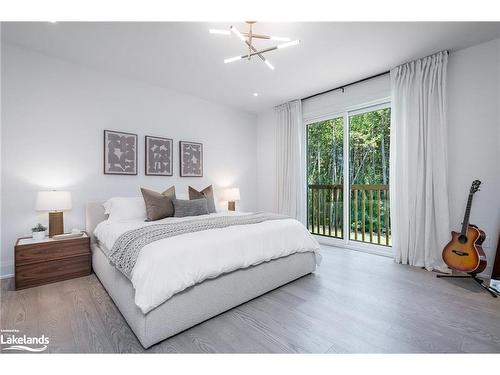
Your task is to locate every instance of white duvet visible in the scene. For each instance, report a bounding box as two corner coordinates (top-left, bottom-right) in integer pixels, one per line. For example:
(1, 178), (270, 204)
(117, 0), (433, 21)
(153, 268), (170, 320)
(94, 211), (321, 314)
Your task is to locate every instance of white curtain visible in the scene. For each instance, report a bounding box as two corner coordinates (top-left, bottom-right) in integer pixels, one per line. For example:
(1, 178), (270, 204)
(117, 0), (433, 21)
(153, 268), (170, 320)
(275, 100), (305, 223)
(390, 51), (450, 272)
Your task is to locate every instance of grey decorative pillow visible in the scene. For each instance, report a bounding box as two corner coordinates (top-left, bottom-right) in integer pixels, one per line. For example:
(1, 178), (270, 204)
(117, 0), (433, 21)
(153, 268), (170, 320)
(141, 186), (176, 221)
(172, 198), (209, 218)
(189, 185), (216, 213)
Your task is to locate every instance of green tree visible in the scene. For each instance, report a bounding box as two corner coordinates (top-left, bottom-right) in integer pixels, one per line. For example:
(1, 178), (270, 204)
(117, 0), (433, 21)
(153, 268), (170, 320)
(307, 117), (343, 185)
(307, 108), (391, 243)
(349, 108), (390, 185)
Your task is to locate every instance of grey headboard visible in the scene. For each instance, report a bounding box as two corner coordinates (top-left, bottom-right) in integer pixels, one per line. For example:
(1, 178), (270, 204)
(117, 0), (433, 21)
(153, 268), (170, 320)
(86, 202), (107, 242)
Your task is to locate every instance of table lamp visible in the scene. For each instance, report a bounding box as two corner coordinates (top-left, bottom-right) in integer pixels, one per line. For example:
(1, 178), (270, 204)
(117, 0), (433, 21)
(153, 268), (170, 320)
(221, 188), (240, 211)
(36, 191), (72, 237)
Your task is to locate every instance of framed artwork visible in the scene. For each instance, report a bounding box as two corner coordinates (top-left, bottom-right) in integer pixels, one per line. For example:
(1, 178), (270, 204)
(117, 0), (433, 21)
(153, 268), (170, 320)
(179, 141), (203, 177)
(103, 130), (138, 175)
(145, 136), (173, 176)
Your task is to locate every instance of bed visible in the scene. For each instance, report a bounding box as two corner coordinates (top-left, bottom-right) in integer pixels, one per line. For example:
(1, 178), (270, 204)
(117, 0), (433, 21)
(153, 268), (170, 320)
(86, 202), (320, 348)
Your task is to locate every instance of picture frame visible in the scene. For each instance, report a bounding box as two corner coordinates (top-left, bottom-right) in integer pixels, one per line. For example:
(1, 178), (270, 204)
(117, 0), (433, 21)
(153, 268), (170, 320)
(103, 130), (138, 175)
(179, 141), (203, 177)
(145, 136), (173, 176)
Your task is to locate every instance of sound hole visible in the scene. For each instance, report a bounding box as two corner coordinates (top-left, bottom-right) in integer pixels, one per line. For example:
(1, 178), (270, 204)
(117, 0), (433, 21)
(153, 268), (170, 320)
(458, 234), (468, 244)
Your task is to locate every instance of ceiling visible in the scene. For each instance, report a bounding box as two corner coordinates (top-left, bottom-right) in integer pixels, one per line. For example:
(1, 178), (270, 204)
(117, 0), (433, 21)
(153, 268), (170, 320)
(2, 22), (500, 113)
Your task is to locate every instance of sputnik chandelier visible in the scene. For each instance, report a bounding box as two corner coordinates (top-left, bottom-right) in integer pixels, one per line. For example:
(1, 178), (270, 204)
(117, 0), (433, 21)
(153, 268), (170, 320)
(209, 21), (300, 71)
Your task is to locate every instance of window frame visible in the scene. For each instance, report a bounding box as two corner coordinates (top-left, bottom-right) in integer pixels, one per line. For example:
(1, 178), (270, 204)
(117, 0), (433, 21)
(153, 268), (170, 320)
(303, 97), (391, 257)
(305, 113), (345, 240)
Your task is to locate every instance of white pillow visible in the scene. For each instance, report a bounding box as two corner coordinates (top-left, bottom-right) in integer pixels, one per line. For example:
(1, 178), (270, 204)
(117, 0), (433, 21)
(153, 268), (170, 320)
(103, 197), (146, 222)
(103, 200), (112, 215)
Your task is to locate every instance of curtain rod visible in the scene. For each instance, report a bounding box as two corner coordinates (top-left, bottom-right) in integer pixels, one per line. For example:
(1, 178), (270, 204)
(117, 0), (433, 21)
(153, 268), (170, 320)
(301, 71), (390, 101)
(301, 50), (449, 102)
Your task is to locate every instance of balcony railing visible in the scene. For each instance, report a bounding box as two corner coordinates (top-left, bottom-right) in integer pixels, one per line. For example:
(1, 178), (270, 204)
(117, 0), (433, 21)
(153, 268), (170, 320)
(308, 184), (391, 246)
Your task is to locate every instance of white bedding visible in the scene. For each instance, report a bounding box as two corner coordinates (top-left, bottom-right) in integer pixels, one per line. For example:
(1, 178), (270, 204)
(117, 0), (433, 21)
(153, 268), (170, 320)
(94, 211), (321, 314)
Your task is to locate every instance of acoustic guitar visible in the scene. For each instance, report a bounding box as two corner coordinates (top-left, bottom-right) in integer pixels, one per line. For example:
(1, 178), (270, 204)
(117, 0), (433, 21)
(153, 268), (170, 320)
(442, 180), (487, 274)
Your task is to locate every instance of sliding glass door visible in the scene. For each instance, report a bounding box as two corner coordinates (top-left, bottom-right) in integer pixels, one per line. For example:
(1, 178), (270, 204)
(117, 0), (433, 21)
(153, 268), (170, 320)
(348, 105), (391, 246)
(307, 117), (344, 238)
(306, 102), (391, 250)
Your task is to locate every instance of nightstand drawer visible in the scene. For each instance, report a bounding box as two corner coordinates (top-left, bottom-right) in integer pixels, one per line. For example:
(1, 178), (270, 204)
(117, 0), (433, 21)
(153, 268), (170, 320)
(15, 254), (91, 289)
(16, 236), (90, 266)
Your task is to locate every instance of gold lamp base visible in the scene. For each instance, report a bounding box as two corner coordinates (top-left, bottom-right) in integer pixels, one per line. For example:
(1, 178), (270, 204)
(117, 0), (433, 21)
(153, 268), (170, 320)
(48, 211), (64, 237)
(228, 201), (236, 211)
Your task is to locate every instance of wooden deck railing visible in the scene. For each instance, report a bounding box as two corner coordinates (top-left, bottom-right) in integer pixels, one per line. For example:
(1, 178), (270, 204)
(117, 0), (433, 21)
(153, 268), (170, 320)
(308, 184), (391, 246)
(308, 184), (344, 239)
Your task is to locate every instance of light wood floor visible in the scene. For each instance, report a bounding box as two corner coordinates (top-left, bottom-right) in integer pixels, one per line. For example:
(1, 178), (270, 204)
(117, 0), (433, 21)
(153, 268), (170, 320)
(1, 246), (499, 353)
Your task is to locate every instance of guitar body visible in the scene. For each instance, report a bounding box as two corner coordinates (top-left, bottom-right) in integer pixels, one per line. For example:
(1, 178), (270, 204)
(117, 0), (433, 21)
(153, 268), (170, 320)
(442, 225), (487, 274)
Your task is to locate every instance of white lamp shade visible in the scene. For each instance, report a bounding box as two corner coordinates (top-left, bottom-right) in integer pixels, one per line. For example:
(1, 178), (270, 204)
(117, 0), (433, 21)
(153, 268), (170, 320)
(220, 188), (240, 202)
(36, 191), (72, 211)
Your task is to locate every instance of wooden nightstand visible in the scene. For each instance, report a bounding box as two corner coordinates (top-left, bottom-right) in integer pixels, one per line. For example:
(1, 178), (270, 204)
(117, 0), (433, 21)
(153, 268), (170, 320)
(15, 233), (91, 290)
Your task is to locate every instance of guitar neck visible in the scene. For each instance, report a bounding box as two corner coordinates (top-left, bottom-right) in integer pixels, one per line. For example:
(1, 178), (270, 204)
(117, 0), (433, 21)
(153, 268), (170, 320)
(461, 193), (474, 235)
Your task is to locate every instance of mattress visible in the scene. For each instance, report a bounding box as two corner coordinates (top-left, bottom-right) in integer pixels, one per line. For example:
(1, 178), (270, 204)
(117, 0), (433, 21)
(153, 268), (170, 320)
(94, 212), (321, 313)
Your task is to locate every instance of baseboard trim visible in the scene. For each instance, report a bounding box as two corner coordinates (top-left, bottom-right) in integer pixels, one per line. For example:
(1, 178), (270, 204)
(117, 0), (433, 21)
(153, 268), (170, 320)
(0, 261), (14, 279)
(314, 235), (392, 258)
(316, 236), (493, 279)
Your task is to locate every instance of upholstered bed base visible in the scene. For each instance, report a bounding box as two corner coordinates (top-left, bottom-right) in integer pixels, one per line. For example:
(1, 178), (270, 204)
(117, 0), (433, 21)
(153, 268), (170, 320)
(92, 244), (316, 348)
(86, 202), (317, 349)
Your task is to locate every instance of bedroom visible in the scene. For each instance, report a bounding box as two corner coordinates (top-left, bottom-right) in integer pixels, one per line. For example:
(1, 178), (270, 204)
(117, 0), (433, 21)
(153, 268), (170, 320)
(0, 0), (499, 372)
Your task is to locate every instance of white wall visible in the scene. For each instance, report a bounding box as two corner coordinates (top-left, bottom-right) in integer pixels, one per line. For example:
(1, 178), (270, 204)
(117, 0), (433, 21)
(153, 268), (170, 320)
(2, 38), (499, 278)
(257, 74), (390, 214)
(256, 39), (500, 275)
(302, 74), (390, 122)
(0, 44), (257, 277)
(447, 38), (500, 276)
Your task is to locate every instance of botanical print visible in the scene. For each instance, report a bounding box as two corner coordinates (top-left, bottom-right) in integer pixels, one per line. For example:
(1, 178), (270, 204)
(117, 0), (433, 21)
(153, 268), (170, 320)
(104, 130), (137, 175)
(145, 136), (173, 176)
(180, 141), (203, 177)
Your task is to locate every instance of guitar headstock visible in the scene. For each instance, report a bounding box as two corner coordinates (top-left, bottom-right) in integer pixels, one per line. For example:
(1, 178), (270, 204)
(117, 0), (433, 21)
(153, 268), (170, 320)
(470, 180), (481, 194)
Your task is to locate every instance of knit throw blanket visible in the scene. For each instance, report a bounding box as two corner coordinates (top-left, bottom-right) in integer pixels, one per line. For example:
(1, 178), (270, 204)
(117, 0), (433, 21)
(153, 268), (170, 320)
(106, 213), (289, 279)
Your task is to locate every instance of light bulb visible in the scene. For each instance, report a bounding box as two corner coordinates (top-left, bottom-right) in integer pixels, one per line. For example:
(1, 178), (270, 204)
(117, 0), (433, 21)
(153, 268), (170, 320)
(209, 29), (230, 35)
(230, 26), (246, 42)
(265, 60), (275, 70)
(277, 40), (300, 49)
(224, 56), (242, 64)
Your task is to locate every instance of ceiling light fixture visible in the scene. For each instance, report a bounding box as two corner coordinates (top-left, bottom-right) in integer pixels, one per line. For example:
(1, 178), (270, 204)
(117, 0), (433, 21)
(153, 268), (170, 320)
(253, 93), (259, 97)
(224, 56), (242, 64)
(209, 21), (300, 71)
(264, 60), (275, 71)
(209, 29), (230, 35)
(230, 25), (246, 42)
